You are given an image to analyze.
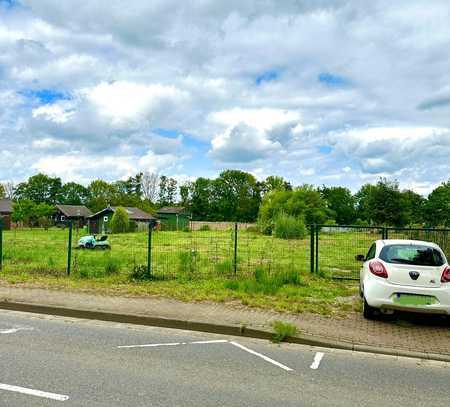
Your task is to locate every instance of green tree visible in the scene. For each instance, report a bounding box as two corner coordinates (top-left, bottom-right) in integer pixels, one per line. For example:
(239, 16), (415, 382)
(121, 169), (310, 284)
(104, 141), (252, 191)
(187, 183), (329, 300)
(213, 170), (262, 222)
(60, 182), (89, 205)
(110, 207), (130, 233)
(424, 181), (450, 226)
(14, 173), (62, 204)
(320, 186), (356, 225)
(12, 199), (36, 225)
(190, 177), (214, 220)
(86, 180), (116, 213)
(0, 183), (5, 199)
(261, 176), (292, 195)
(401, 189), (425, 226)
(258, 185), (329, 234)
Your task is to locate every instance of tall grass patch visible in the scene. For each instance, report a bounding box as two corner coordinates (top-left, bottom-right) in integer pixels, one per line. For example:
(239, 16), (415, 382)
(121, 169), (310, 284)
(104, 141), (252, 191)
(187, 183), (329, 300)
(273, 214), (306, 239)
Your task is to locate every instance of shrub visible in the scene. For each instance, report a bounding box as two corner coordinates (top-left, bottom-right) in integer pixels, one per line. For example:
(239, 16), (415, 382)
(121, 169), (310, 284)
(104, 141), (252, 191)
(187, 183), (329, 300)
(199, 224), (211, 231)
(246, 225), (260, 234)
(111, 207), (129, 233)
(129, 264), (150, 281)
(273, 213), (306, 239)
(178, 249), (199, 276)
(272, 320), (298, 343)
(104, 256), (120, 275)
(215, 259), (233, 274)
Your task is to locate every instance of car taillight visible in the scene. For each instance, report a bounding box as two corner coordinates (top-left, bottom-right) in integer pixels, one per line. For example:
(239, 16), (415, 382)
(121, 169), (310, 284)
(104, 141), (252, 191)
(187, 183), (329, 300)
(369, 261), (388, 278)
(441, 266), (450, 283)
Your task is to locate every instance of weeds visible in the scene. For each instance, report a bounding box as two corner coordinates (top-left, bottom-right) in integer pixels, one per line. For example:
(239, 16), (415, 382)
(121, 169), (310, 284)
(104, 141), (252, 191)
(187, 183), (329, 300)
(272, 320), (298, 342)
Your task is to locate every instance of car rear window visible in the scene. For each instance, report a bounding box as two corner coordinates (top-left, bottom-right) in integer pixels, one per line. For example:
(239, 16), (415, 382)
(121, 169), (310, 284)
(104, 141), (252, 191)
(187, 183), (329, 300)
(379, 244), (445, 266)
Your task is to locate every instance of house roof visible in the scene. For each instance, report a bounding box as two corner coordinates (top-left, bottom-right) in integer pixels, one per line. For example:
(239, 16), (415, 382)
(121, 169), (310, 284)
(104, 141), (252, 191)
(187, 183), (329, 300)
(157, 206), (187, 215)
(0, 198), (13, 213)
(56, 204), (92, 218)
(89, 206), (155, 221)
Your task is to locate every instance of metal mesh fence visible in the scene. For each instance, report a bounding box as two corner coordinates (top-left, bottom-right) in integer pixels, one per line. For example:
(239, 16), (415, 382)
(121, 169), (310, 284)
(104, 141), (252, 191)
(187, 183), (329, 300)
(315, 225), (384, 279)
(0, 222), (448, 282)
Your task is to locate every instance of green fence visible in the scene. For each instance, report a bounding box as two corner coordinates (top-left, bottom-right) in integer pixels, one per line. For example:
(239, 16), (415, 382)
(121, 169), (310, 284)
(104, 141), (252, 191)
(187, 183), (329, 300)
(0, 221), (448, 282)
(311, 225), (450, 280)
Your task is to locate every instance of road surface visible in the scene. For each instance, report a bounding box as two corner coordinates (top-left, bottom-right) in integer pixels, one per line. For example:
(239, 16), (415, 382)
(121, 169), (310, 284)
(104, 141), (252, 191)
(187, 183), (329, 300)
(0, 310), (448, 406)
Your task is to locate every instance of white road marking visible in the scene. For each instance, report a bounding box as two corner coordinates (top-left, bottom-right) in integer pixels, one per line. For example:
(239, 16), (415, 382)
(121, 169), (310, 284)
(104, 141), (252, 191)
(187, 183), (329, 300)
(0, 383), (69, 401)
(0, 327), (34, 334)
(229, 341), (293, 371)
(190, 340), (229, 345)
(310, 352), (324, 370)
(118, 342), (182, 348)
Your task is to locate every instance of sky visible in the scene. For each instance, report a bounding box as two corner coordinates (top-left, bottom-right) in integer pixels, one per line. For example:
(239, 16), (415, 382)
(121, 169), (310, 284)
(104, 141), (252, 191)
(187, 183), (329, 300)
(1, 0), (450, 195)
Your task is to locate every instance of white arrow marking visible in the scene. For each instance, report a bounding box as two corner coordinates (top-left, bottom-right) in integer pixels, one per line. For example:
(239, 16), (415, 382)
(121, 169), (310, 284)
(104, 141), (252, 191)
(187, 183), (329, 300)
(310, 352), (324, 370)
(0, 383), (69, 401)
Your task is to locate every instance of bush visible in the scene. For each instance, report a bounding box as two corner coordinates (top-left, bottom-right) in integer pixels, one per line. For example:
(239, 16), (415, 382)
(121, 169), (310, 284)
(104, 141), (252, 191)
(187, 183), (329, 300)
(199, 224), (210, 231)
(273, 213), (306, 239)
(111, 207), (129, 233)
(178, 249), (199, 276)
(272, 320), (298, 343)
(129, 264), (150, 281)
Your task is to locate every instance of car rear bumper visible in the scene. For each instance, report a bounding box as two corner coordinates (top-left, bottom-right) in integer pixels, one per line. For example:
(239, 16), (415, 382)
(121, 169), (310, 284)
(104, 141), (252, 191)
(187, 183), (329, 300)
(363, 276), (450, 315)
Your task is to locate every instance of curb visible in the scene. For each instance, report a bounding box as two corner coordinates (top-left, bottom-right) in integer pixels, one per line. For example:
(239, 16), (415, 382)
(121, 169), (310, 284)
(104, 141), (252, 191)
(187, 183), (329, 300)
(1, 300), (449, 363)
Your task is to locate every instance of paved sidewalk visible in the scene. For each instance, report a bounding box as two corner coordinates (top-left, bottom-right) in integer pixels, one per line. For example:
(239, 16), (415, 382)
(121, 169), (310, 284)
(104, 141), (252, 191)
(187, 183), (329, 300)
(0, 285), (448, 357)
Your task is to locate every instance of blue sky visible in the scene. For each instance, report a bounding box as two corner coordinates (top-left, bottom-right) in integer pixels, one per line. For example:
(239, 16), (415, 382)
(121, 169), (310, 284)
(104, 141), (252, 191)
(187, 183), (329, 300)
(1, 1), (450, 195)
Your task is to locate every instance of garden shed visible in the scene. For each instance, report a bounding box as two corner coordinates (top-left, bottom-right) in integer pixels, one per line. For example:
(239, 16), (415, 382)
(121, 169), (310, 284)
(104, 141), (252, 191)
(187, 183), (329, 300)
(54, 204), (92, 227)
(88, 206), (155, 234)
(0, 198), (13, 230)
(156, 206), (191, 230)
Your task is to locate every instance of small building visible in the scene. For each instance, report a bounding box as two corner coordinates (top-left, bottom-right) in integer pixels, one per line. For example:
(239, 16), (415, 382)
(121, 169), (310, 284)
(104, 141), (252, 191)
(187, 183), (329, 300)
(88, 206), (155, 234)
(156, 206), (191, 230)
(0, 198), (13, 230)
(54, 204), (93, 227)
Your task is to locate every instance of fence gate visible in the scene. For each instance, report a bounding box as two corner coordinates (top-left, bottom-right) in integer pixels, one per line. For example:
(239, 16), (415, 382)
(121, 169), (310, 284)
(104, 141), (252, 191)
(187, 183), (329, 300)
(312, 225), (385, 280)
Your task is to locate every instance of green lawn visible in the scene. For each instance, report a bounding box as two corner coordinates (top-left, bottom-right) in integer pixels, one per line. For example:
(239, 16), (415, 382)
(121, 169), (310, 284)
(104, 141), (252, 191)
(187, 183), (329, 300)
(0, 227), (363, 315)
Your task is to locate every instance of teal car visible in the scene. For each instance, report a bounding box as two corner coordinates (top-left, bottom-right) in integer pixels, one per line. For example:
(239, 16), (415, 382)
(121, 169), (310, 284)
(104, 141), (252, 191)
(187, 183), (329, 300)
(77, 235), (111, 250)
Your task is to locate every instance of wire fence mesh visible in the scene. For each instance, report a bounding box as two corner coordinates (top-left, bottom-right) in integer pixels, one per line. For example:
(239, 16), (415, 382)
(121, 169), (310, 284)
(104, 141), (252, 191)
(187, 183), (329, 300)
(0, 222), (448, 283)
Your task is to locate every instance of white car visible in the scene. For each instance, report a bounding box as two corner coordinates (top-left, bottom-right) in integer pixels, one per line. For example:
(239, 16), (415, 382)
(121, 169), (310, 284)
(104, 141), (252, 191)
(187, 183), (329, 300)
(359, 239), (450, 319)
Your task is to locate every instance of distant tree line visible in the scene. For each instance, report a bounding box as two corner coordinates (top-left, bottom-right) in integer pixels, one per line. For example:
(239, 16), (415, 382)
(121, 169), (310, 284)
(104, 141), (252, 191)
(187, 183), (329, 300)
(1, 172), (449, 228)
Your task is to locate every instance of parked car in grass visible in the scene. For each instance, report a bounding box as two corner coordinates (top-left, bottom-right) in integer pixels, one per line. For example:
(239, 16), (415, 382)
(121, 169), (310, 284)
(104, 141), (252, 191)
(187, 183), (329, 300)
(77, 235), (111, 250)
(357, 240), (450, 319)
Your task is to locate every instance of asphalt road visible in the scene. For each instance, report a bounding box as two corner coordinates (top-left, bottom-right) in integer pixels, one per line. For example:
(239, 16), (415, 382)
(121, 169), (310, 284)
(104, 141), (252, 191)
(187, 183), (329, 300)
(0, 310), (448, 406)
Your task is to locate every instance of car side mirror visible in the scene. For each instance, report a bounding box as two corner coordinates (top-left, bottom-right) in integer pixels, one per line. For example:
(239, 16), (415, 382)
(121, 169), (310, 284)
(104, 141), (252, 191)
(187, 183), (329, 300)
(355, 254), (366, 262)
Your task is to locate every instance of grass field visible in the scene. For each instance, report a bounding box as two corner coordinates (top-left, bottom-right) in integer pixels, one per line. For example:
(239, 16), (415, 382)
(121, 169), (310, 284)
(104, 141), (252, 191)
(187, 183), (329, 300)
(0, 227), (376, 315)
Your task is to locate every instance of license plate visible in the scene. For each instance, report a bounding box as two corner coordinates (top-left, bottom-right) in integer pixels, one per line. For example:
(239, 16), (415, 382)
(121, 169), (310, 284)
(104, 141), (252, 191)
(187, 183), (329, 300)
(393, 294), (438, 306)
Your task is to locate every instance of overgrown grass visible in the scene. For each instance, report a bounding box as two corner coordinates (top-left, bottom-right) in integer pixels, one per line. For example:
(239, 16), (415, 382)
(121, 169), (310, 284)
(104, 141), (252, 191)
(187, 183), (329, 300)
(272, 321), (298, 342)
(0, 227), (364, 315)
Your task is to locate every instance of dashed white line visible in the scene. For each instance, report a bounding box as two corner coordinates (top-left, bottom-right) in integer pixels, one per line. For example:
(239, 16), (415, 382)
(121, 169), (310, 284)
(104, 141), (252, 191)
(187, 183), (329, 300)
(0, 383), (69, 401)
(310, 352), (324, 370)
(190, 340), (229, 345)
(229, 341), (293, 371)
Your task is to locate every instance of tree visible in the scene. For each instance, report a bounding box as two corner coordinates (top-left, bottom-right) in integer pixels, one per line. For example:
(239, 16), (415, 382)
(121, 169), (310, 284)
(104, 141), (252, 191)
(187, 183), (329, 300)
(11, 200), (53, 227)
(401, 189), (425, 226)
(0, 183), (4, 199)
(14, 173), (62, 204)
(261, 176), (292, 195)
(110, 207), (130, 233)
(86, 180), (116, 213)
(3, 181), (15, 199)
(190, 177), (214, 220)
(258, 185), (329, 233)
(320, 186), (356, 225)
(158, 176), (177, 206)
(60, 182), (89, 205)
(424, 181), (450, 226)
(213, 170), (262, 222)
(141, 172), (159, 203)
(180, 182), (192, 208)
(355, 179), (408, 226)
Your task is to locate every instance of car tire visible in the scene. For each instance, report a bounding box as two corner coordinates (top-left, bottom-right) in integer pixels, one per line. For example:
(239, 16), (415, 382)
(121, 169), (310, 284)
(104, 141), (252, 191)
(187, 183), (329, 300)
(363, 297), (377, 320)
(85, 242), (93, 249)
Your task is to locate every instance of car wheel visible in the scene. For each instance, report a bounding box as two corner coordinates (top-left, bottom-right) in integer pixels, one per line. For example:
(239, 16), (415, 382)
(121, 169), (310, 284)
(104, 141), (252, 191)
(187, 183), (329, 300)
(85, 242), (93, 249)
(363, 297), (377, 320)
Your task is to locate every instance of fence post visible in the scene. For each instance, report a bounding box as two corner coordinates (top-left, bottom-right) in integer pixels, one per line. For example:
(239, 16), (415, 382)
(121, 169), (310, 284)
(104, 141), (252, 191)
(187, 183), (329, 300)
(67, 220), (73, 276)
(147, 221), (153, 279)
(310, 225), (315, 273)
(0, 218), (3, 271)
(315, 224), (319, 274)
(233, 223), (238, 275)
